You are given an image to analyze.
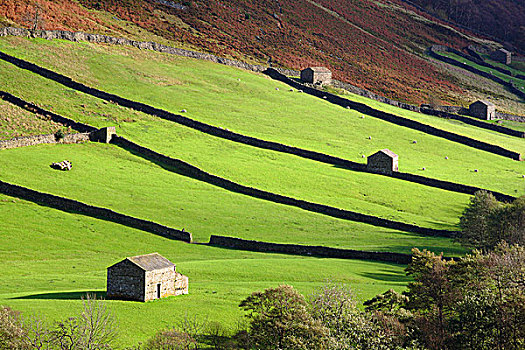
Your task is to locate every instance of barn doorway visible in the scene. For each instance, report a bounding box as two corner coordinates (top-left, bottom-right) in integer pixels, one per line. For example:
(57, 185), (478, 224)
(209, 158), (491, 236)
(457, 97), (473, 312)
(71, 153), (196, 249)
(156, 283), (161, 299)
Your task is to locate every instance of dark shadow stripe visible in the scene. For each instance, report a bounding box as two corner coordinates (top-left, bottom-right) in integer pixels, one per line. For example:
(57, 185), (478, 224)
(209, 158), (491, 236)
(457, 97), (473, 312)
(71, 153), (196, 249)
(209, 235), (415, 264)
(112, 136), (457, 237)
(0, 180), (192, 242)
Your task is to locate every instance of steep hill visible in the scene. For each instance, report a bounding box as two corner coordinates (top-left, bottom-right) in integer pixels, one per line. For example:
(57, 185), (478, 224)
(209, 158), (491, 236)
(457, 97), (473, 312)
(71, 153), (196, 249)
(2, 0), (518, 109)
(402, 0), (525, 53)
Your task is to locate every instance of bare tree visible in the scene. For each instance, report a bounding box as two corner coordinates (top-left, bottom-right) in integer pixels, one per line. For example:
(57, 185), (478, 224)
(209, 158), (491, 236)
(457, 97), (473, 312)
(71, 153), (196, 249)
(22, 3), (45, 32)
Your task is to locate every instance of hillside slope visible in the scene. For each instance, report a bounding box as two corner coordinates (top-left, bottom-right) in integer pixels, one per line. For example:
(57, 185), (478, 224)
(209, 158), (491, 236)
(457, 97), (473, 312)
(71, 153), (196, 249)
(2, 0), (515, 109)
(402, 0), (525, 53)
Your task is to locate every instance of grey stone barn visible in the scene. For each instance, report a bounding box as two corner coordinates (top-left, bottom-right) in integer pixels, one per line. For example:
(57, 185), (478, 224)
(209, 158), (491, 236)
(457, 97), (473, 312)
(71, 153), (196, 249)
(491, 48), (511, 65)
(107, 253), (188, 302)
(367, 149), (398, 175)
(469, 100), (496, 120)
(300, 67), (332, 85)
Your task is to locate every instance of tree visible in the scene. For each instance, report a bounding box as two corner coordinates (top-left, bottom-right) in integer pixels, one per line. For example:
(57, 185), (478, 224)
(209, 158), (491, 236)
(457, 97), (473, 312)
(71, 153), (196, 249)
(458, 191), (525, 251)
(458, 191), (502, 251)
(404, 249), (457, 350)
(239, 285), (329, 350)
(310, 283), (408, 350)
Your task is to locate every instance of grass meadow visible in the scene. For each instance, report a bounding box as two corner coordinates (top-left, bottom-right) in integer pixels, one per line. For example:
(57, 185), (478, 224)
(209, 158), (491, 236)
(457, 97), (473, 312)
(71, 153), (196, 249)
(0, 36), (523, 347)
(0, 37), (523, 198)
(0, 193), (410, 346)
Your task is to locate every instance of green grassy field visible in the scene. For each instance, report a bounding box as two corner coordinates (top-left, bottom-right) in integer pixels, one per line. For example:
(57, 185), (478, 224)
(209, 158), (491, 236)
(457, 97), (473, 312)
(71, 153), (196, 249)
(1, 35), (524, 348)
(0, 142), (464, 253)
(0, 193), (411, 347)
(0, 37), (523, 198)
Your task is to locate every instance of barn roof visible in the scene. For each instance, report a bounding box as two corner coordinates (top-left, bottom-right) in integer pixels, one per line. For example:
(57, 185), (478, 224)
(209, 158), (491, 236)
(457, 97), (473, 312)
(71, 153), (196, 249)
(303, 66), (331, 73)
(370, 149), (398, 159)
(125, 253), (175, 271)
(471, 100), (495, 107)
(497, 48), (511, 55)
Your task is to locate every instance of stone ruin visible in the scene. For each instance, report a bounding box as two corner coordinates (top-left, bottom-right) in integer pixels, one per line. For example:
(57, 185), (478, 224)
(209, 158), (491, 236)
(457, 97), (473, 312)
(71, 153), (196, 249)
(50, 160), (72, 171)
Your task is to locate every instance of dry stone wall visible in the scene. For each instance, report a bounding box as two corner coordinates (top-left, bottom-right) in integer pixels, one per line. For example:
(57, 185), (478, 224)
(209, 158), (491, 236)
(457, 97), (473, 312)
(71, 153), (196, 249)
(265, 68), (523, 161)
(0, 132), (90, 149)
(112, 136), (457, 237)
(429, 46), (525, 101)
(209, 235), (413, 264)
(0, 180), (192, 242)
(2, 27), (523, 128)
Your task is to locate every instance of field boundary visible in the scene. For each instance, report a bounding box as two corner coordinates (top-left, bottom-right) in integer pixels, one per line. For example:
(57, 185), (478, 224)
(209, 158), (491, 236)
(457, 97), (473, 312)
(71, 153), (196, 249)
(112, 136), (456, 237)
(0, 132), (90, 149)
(265, 68), (522, 161)
(0, 180), (192, 242)
(0, 85), (516, 204)
(0, 90), (97, 133)
(209, 235), (413, 264)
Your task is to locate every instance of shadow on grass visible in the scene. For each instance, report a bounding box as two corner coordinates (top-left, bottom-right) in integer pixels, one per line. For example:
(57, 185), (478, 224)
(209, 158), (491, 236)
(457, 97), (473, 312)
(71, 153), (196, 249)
(11, 291), (106, 300)
(358, 269), (411, 283)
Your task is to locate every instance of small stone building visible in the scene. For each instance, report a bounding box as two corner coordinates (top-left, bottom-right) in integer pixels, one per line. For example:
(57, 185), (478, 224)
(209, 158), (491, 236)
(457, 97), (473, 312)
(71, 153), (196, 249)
(90, 126), (116, 143)
(491, 48), (511, 65)
(300, 67), (332, 85)
(367, 149), (398, 175)
(107, 253), (188, 302)
(469, 100), (496, 120)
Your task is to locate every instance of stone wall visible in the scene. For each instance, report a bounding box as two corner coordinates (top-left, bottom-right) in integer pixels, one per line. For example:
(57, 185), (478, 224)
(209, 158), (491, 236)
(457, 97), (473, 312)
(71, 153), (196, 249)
(2, 27), (523, 132)
(209, 235), (413, 264)
(0, 132), (90, 149)
(0, 180), (193, 242)
(112, 136), (457, 237)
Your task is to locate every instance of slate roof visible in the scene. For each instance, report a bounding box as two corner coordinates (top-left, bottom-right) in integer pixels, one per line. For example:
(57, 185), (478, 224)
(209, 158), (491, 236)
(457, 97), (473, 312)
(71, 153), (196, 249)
(303, 66), (331, 73)
(372, 149), (398, 159)
(472, 100), (495, 107)
(126, 253), (175, 271)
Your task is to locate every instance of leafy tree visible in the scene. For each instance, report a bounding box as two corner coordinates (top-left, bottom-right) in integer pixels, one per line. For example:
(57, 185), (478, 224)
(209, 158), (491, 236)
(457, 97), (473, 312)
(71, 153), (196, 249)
(143, 329), (196, 350)
(239, 285), (329, 350)
(404, 249), (458, 349)
(458, 191), (502, 251)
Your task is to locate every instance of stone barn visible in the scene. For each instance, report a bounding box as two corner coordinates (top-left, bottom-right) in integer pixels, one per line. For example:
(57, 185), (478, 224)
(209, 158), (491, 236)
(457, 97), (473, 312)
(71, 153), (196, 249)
(90, 126), (116, 143)
(300, 67), (332, 85)
(107, 253), (188, 302)
(491, 48), (511, 65)
(367, 149), (398, 174)
(469, 100), (496, 120)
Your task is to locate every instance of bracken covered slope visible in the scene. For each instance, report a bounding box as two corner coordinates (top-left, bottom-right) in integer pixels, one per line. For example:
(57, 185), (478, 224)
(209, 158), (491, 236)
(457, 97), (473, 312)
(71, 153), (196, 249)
(0, 0), (513, 106)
